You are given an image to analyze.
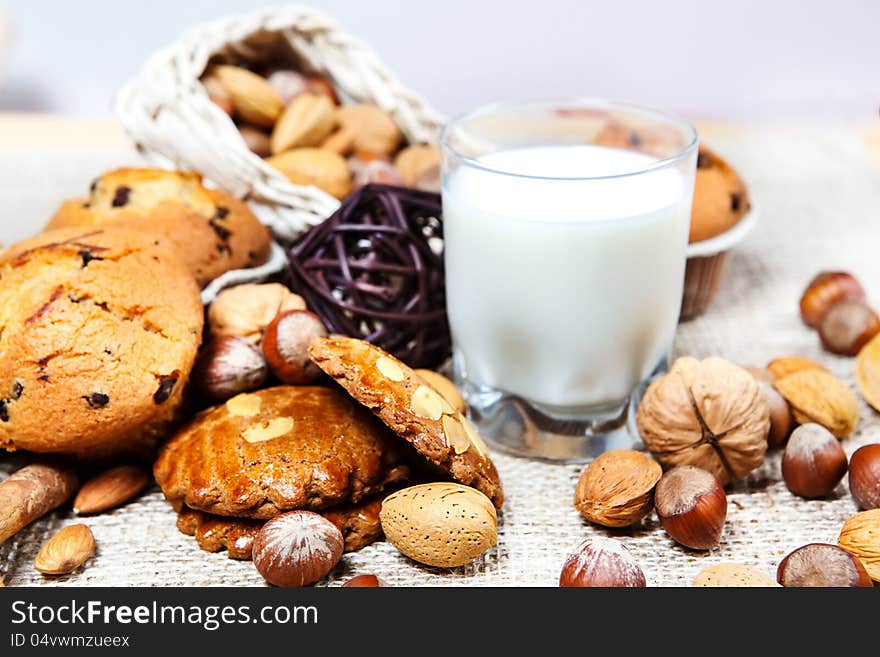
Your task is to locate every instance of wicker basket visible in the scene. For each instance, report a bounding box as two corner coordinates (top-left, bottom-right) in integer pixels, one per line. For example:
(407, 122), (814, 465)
(115, 5), (445, 244)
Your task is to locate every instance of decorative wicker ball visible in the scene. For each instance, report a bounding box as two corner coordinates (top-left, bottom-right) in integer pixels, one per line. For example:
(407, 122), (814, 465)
(287, 184), (450, 368)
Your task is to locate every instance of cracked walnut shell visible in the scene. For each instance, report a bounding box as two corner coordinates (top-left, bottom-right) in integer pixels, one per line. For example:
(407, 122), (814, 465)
(636, 356), (769, 485)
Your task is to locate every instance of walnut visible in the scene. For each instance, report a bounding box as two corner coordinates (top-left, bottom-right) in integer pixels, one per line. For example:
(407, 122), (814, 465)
(208, 283), (305, 344)
(636, 356), (770, 485)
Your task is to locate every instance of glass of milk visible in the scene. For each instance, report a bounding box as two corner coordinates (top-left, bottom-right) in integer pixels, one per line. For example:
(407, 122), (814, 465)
(440, 100), (698, 461)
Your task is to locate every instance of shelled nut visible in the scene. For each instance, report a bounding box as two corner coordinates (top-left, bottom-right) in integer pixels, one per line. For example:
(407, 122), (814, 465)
(777, 543), (872, 587)
(848, 444), (880, 509)
(781, 423), (848, 499)
(654, 466), (727, 550)
(799, 271), (865, 328)
(34, 525), (95, 576)
(559, 537), (646, 587)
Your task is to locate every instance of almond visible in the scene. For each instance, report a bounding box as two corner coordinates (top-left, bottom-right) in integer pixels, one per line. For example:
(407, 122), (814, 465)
(775, 369), (859, 438)
(856, 333), (880, 412)
(265, 148), (352, 199)
(838, 509), (880, 582)
(767, 356), (827, 380)
(376, 355), (405, 382)
(411, 384), (447, 420)
(270, 93), (337, 154)
(394, 145), (441, 186)
(212, 65), (282, 127)
(574, 450), (662, 528)
(34, 524), (95, 575)
(336, 105), (402, 156)
(74, 465), (150, 515)
(693, 563), (779, 587)
(319, 128), (356, 155)
(414, 369), (466, 414)
(241, 417), (295, 443)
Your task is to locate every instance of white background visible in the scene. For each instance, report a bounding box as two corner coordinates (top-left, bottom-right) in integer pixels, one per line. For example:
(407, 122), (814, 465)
(0, 0), (877, 120)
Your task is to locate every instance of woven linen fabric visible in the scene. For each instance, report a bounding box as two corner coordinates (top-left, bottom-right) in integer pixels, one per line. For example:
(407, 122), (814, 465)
(2, 126), (879, 587)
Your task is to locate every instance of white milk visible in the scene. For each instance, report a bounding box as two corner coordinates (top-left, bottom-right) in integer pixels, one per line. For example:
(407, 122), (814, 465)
(443, 144), (691, 408)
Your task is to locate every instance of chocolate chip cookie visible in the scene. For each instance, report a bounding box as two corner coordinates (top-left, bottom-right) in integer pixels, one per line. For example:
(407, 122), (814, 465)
(176, 495), (384, 559)
(0, 227), (203, 457)
(154, 386), (410, 518)
(690, 145), (750, 243)
(308, 337), (504, 507)
(47, 168), (272, 287)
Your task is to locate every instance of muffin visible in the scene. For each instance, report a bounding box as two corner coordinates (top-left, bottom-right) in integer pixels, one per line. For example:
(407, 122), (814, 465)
(0, 226), (203, 458)
(47, 168), (272, 287)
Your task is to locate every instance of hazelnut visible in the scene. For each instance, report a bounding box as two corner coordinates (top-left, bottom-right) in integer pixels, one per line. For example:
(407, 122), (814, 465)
(818, 301), (880, 356)
(559, 537), (646, 587)
(192, 336), (268, 400)
(781, 423), (848, 499)
(848, 444), (880, 509)
(777, 543), (872, 587)
(208, 283), (306, 344)
(800, 271), (865, 328)
(262, 310), (328, 385)
(573, 450), (662, 527)
(252, 510), (344, 587)
(837, 509), (880, 582)
(636, 357), (769, 484)
(238, 124), (271, 158)
(342, 574), (386, 587)
(759, 382), (793, 447)
(654, 466), (727, 550)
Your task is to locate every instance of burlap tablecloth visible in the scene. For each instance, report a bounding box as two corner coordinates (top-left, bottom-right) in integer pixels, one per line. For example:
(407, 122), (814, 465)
(1, 121), (878, 587)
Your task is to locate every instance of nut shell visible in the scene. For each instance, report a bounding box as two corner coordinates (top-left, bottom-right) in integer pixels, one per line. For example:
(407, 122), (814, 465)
(655, 465), (727, 550)
(777, 543), (872, 587)
(767, 356), (826, 380)
(208, 283), (306, 344)
(271, 93), (337, 154)
(559, 537), (646, 587)
(574, 450), (662, 527)
(252, 511), (344, 587)
(818, 301), (880, 356)
(342, 574), (385, 587)
(266, 148), (352, 199)
(838, 509), (880, 582)
(636, 357), (769, 484)
(262, 310), (327, 384)
(212, 66), (282, 127)
(759, 382), (793, 447)
(781, 423), (848, 499)
(414, 369), (466, 414)
(856, 333), (880, 412)
(848, 444), (880, 509)
(379, 483), (497, 568)
(192, 336), (268, 400)
(336, 104), (402, 156)
(775, 369), (859, 438)
(693, 563), (778, 587)
(800, 271), (865, 328)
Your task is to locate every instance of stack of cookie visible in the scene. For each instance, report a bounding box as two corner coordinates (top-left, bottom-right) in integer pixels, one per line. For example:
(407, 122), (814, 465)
(153, 336), (504, 560)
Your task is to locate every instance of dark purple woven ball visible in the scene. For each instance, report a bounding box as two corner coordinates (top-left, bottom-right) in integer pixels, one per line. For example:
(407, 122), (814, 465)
(287, 184), (450, 368)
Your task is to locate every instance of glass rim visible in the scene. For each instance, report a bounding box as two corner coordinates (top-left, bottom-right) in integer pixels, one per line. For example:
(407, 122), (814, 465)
(439, 98), (699, 181)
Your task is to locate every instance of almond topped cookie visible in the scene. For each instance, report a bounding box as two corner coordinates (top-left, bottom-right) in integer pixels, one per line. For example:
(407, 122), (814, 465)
(48, 168), (272, 287)
(0, 226), (203, 458)
(154, 386), (410, 518)
(308, 336), (504, 508)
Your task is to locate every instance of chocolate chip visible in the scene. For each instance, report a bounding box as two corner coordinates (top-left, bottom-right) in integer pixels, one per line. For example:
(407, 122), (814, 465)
(214, 206), (230, 219)
(153, 371), (179, 405)
(10, 381), (23, 400)
(627, 132), (642, 148)
(38, 374), (50, 382)
(697, 152), (710, 169)
(731, 193), (742, 212)
(84, 392), (109, 409)
(209, 218), (231, 242)
(79, 249), (102, 268)
(0, 401), (7, 422)
(111, 186), (131, 207)
(89, 178), (99, 193)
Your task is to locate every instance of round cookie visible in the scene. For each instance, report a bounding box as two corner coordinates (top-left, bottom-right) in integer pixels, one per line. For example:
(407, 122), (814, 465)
(0, 227), (204, 457)
(176, 495), (384, 559)
(308, 336), (504, 508)
(47, 168), (272, 288)
(154, 386), (411, 518)
(690, 145), (750, 243)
